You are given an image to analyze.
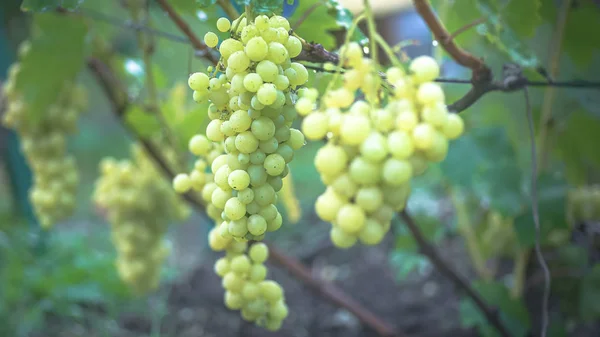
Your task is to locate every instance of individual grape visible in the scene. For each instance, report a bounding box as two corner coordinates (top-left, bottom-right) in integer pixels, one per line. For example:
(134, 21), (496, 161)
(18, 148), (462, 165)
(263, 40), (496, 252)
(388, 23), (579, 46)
(417, 82), (445, 105)
(301, 112), (329, 140)
(188, 72), (210, 91)
(267, 42), (288, 64)
(225, 197), (246, 220)
(314, 145), (347, 177)
(245, 37), (269, 62)
(230, 109), (253, 132)
(204, 32), (219, 48)
(285, 36), (302, 58)
(247, 214), (267, 235)
(264, 154), (285, 176)
(336, 204), (366, 233)
(217, 17), (231, 32)
(228, 50), (251, 73)
(173, 173), (192, 193)
(257, 83), (277, 105)
(443, 113), (464, 139)
(189, 134), (212, 156)
(382, 158), (412, 186)
(355, 187), (384, 213)
(228, 170), (251, 190)
(256, 60), (278, 82)
(315, 188), (345, 222)
(251, 117), (276, 141)
(387, 130), (414, 159)
(340, 114), (371, 145)
(330, 227), (357, 248)
(358, 219), (386, 245)
(409, 55), (440, 83)
(412, 123), (435, 150)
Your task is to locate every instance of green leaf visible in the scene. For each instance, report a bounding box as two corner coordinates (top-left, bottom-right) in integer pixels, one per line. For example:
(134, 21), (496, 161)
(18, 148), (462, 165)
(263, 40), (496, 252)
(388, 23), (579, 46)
(21, 0), (82, 11)
(125, 105), (161, 138)
(580, 264), (600, 321)
(430, 0), (482, 46)
(292, 1), (338, 50)
(512, 173), (569, 248)
(326, 0), (368, 45)
(13, 13), (87, 124)
(504, 0), (542, 39)
(460, 281), (531, 337)
(561, 3), (600, 68)
(554, 110), (600, 185)
(442, 127), (525, 217)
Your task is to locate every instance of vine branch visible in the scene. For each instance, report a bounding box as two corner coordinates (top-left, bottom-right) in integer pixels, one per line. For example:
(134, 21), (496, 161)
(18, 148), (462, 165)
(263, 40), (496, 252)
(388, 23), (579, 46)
(399, 210), (512, 337)
(153, 0), (219, 64)
(412, 0), (490, 78)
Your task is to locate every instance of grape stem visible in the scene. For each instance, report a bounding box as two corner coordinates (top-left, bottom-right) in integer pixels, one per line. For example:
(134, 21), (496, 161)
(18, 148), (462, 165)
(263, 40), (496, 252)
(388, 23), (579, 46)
(399, 210), (512, 337)
(87, 56), (404, 337)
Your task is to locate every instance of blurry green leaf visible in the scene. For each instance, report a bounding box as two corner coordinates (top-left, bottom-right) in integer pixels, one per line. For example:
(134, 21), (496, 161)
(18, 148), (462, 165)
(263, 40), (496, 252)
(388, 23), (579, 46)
(170, 0), (206, 12)
(389, 251), (430, 280)
(554, 110), (600, 184)
(442, 127), (525, 217)
(580, 264), (600, 321)
(13, 13), (87, 124)
(476, 162), (524, 216)
(562, 3), (600, 67)
(504, 0), (542, 39)
(327, 0), (368, 45)
(21, 0), (82, 11)
(125, 105), (161, 138)
(430, 0), (481, 46)
(460, 281), (531, 337)
(512, 173), (568, 247)
(292, 1), (340, 50)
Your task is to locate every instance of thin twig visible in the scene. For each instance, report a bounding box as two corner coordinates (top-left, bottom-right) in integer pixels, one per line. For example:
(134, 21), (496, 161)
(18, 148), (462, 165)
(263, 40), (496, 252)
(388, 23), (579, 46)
(446, 17), (485, 43)
(524, 87), (551, 337)
(153, 0), (220, 64)
(399, 210), (512, 337)
(292, 1), (321, 30)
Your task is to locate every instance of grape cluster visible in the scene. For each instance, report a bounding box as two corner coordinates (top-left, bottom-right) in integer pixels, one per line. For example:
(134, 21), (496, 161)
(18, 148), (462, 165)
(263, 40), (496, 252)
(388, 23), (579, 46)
(210, 237), (289, 330)
(2, 43), (88, 229)
(94, 144), (190, 294)
(173, 14), (308, 329)
(567, 185), (600, 225)
(299, 43), (465, 249)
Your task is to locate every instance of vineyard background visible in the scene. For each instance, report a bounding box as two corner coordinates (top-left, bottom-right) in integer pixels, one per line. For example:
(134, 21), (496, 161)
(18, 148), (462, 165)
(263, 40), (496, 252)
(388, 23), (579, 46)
(1, 0), (600, 337)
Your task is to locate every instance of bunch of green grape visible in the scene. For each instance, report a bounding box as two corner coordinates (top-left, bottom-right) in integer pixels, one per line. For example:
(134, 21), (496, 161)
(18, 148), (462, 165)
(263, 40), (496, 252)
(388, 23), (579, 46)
(172, 14), (308, 329)
(94, 144), (190, 294)
(298, 43), (465, 249)
(567, 185), (600, 226)
(1, 42), (88, 229)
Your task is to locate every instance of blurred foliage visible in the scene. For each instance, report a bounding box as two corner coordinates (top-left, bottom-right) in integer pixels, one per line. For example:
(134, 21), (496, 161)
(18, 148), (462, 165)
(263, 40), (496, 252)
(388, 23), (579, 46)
(0, 226), (131, 336)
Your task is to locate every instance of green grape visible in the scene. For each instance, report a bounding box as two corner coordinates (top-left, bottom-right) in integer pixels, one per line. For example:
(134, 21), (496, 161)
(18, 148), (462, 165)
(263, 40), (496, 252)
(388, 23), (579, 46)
(256, 60), (278, 82)
(204, 32), (219, 48)
(217, 17), (231, 32)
